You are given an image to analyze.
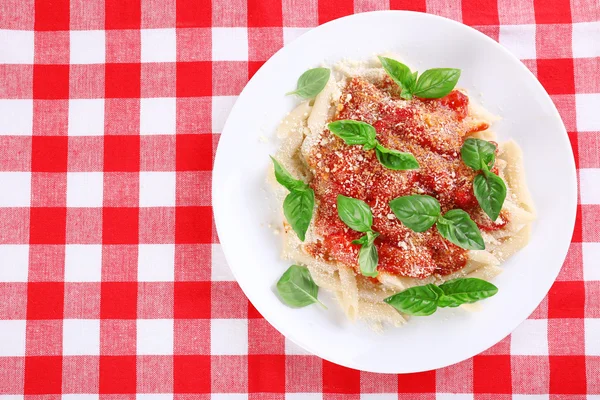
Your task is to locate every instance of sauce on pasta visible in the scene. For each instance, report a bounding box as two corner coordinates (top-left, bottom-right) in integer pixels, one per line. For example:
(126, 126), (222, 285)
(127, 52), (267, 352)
(305, 77), (508, 279)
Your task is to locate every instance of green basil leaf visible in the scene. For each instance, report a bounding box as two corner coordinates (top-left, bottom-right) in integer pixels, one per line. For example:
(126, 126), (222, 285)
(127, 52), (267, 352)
(286, 68), (331, 98)
(378, 56), (416, 100)
(375, 144), (420, 170)
(474, 170), (507, 221)
(337, 195), (373, 233)
(384, 283), (440, 316)
(358, 231), (379, 277)
(413, 68), (461, 99)
(270, 156), (307, 192)
(276, 265), (326, 308)
(283, 189), (314, 242)
(460, 138), (496, 171)
(389, 194), (441, 232)
(437, 294), (460, 308)
(437, 278), (498, 307)
(351, 235), (369, 246)
(436, 209), (485, 250)
(328, 120), (377, 149)
(430, 284), (444, 297)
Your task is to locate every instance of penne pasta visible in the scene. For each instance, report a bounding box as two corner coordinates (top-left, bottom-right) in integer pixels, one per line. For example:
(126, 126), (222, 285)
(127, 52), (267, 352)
(499, 140), (536, 214)
(338, 267), (359, 321)
(271, 59), (534, 328)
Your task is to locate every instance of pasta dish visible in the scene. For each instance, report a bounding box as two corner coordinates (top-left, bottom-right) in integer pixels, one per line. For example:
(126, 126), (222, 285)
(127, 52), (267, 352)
(269, 57), (535, 328)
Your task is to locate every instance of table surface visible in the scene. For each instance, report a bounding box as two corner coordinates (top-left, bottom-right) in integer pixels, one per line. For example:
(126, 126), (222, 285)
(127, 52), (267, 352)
(0, 0), (599, 397)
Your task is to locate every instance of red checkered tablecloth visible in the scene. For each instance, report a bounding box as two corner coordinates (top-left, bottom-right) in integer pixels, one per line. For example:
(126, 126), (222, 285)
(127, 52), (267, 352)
(0, 0), (599, 397)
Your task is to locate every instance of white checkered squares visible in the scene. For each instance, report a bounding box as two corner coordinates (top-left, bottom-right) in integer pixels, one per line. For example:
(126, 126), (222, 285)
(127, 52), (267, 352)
(70, 30), (106, 64)
(572, 22), (600, 58)
(435, 395), (474, 400)
(141, 28), (176, 62)
(285, 395), (322, 400)
(499, 25), (536, 60)
(62, 396), (99, 400)
(0, 396), (26, 400)
(212, 28), (248, 61)
(583, 243), (600, 281)
(211, 319), (248, 355)
(212, 96), (237, 133)
(63, 319), (100, 355)
(211, 244), (235, 281)
(68, 99), (105, 136)
(0, 30), (34, 63)
(138, 244), (175, 282)
(585, 319), (600, 355)
(67, 172), (103, 207)
(0, 100), (33, 135)
(65, 245), (102, 282)
(0, 245), (28, 282)
(0, 320), (26, 356)
(137, 319), (174, 355)
(511, 319), (548, 355)
(0, 172), (31, 207)
(512, 396), (550, 400)
(137, 395), (174, 400)
(361, 395), (400, 400)
(139, 171), (176, 207)
(283, 28), (311, 45)
(576, 93), (600, 131)
(580, 169), (600, 204)
(140, 98), (176, 135)
(212, 395), (249, 400)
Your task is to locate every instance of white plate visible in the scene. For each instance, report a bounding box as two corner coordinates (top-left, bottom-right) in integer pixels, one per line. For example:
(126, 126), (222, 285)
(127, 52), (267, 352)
(213, 11), (576, 373)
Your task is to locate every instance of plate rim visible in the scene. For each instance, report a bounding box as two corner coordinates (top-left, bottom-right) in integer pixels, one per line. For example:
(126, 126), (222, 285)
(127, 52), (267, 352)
(212, 10), (577, 373)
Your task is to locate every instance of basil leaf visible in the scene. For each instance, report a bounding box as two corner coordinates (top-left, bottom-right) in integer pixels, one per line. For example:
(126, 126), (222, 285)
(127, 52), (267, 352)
(336, 195), (373, 233)
(375, 144), (420, 170)
(358, 234), (379, 278)
(270, 156), (307, 192)
(474, 170), (507, 221)
(354, 231), (379, 277)
(276, 265), (326, 308)
(385, 279), (498, 316)
(430, 284), (444, 297)
(328, 120), (377, 150)
(389, 195), (441, 232)
(460, 138), (496, 171)
(378, 56), (416, 100)
(436, 209), (485, 250)
(286, 68), (331, 99)
(413, 68), (461, 99)
(283, 189), (314, 242)
(437, 278), (498, 307)
(384, 283), (440, 316)
(351, 235), (368, 246)
(437, 294), (460, 308)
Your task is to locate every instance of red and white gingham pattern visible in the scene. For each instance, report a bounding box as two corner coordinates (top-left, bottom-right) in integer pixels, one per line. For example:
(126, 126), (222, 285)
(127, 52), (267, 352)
(0, 0), (599, 397)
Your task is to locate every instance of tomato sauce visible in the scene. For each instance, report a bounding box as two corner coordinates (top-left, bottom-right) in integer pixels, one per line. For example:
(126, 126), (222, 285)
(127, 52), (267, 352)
(305, 77), (507, 279)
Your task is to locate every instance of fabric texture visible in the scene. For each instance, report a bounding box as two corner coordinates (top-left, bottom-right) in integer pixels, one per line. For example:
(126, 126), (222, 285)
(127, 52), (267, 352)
(0, 0), (599, 397)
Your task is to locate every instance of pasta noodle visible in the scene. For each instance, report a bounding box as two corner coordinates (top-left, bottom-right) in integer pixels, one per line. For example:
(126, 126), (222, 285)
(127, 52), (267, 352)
(271, 59), (534, 328)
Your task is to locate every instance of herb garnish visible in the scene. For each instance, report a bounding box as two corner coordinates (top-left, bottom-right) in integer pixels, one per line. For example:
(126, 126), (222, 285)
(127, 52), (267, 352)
(337, 195), (380, 277)
(328, 120), (419, 170)
(271, 156), (314, 241)
(384, 278), (498, 316)
(389, 195), (485, 250)
(286, 68), (331, 98)
(379, 56), (461, 100)
(461, 138), (507, 221)
(276, 265), (326, 308)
